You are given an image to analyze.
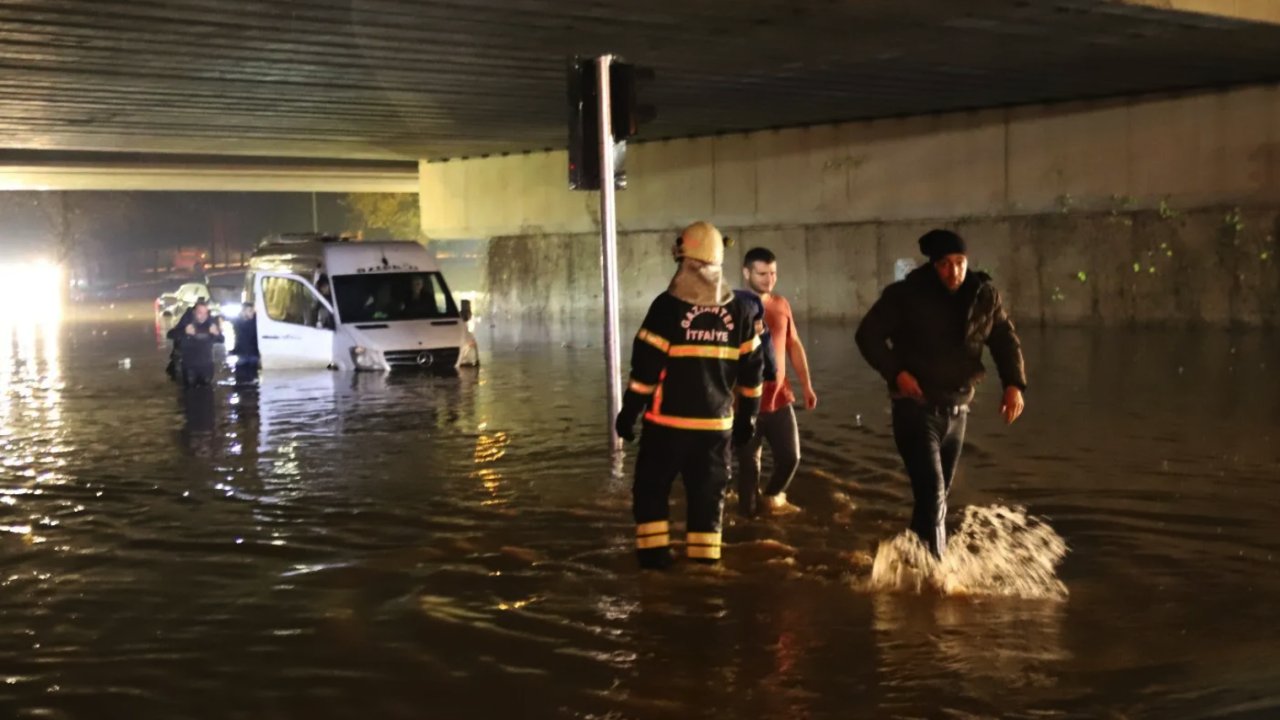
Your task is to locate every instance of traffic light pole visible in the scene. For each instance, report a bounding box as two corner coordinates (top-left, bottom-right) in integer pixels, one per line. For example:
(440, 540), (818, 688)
(596, 54), (623, 450)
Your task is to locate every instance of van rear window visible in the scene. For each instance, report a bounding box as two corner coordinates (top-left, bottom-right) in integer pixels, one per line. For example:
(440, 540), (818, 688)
(332, 272), (458, 323)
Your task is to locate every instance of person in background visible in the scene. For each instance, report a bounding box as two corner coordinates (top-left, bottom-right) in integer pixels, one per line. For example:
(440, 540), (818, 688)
(456, 299), (480, 368)
(230, 303), (260, 385)
(404, 275), (440, 316)
(230, 304), (259, 360)
(314, 275), (335, 330)
(735, 247), (818, 517)
(365, 283), (398, 320)
(166, 296), (207, 380)
(179, 300), (223, 387)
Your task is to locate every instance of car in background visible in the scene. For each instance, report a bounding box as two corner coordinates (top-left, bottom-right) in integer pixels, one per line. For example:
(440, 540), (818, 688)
(247, 235), (463, 371)
(204, 270), (248, 318)
(156, 275), (249, 325)
(155, 281), (210, 322)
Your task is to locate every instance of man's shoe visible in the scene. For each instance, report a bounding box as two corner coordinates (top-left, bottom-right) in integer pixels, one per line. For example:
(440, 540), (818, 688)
(763, 493), (802, 516)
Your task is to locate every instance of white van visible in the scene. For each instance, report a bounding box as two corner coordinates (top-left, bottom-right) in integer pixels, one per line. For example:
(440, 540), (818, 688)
(246, 234), (465, 371)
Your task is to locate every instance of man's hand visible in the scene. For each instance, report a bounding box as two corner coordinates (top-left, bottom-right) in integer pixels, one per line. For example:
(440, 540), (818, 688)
(209, 323), (221, 336)
(614, 409), (638, 443)
(803, 386), (818, 411)
(1001, 386), (1025, 425)
(184, 324), (196, 336)
(895, 371), (924, 401)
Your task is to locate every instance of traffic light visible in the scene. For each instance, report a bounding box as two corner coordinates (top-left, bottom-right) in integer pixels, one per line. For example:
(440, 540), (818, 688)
(610, 62), (656, 142)
(568, 57), (655, 191)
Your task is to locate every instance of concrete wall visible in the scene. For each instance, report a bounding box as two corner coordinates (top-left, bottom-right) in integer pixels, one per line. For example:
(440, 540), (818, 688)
(421, 83), (1280, 326)
(483, 208), (1280, 327)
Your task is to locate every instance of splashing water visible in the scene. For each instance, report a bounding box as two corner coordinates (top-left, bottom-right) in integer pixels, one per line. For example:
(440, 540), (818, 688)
(867, 505), (1069, 600)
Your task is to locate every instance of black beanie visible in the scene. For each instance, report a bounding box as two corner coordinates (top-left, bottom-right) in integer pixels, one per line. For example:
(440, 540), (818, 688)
(919, 229), (967, 262)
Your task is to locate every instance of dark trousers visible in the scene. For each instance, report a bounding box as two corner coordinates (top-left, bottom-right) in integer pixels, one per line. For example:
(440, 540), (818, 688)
(180, 338), (216, 388)
(891, 399), (968, 558)
(734, 405), (800, 516)
(633, 423), (730, 567)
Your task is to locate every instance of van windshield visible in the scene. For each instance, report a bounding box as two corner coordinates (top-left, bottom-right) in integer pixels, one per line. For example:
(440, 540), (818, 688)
(332, 272), (458, 323)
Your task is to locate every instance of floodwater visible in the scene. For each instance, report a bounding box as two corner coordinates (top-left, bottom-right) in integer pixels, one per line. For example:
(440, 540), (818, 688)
(1, 305), (1278, 719)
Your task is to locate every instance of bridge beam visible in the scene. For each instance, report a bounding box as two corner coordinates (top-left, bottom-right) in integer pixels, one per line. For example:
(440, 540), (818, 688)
(0, 153), (418, 193)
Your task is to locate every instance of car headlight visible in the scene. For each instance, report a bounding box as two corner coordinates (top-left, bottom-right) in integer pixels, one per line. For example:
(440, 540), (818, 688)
(350, 346), (380, 370)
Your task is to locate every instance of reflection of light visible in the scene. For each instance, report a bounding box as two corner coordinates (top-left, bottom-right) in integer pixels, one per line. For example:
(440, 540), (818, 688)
(496, 597), (540, 611)
(0, 301), (62, 436)
(473, 432), (508, 463)
(472, 432), (509, 504)
(0, 262), (63, 323)
(475, 468), (502, 493)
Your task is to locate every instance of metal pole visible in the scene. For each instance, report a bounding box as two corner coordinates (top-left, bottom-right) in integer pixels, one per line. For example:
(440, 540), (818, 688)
(596, 54), (623, 450)
(311, 192), (319, 232)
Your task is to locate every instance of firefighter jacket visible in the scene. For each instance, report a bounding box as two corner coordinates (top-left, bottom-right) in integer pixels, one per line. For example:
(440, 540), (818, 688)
(624, 292), (765, 432)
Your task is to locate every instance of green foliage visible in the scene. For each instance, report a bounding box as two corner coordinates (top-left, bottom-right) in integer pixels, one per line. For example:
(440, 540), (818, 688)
(342, 193), (421, 240)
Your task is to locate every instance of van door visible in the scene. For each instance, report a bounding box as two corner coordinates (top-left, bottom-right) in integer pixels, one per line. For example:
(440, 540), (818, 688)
(254, 273), (335, 369)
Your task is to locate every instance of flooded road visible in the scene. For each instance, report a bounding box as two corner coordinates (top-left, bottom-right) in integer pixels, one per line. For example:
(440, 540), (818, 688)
(1, 307), (1278, 719)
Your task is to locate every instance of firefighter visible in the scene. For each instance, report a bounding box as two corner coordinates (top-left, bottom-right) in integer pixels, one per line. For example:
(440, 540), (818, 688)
(614, 221), (765, 569)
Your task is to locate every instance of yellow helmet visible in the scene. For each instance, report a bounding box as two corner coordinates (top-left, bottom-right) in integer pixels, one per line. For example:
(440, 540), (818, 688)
(673, 221), (730, 265)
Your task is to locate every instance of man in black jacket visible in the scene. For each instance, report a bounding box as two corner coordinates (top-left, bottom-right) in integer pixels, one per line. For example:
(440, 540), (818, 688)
(178, 301), (224, 387)
(855, 229), (1026, 558)
(165, 298), (206, 380)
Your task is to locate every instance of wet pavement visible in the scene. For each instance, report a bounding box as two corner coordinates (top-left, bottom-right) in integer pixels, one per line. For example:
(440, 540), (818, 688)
(0, 305), (1278, 719)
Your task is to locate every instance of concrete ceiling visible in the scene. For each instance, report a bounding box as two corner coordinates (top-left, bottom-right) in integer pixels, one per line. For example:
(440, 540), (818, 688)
(2, 0), (1280, 162)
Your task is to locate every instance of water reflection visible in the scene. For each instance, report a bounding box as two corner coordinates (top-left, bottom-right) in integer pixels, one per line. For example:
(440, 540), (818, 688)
(872, 593), (1071, 714)
(178, 387), (218, 457)
(0, 318), (63, 559)
(473, 432), (509, 506)
(0, 318), (1276, 719)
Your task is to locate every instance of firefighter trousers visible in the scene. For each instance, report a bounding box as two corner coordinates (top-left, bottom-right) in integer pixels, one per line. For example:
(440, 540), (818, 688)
(632, 423), (731, 567)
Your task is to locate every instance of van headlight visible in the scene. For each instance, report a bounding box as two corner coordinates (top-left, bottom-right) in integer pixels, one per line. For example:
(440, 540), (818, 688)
(350, 346), (381, 370)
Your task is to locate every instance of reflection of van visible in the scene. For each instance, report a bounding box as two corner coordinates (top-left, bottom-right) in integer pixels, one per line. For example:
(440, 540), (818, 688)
(247, 234), (463, 371)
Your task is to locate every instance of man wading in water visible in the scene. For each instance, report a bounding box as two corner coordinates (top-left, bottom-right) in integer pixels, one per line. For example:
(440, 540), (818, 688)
(735, 247), (818, 518)
(855, 229), (1027, 558)
(615, 221), (764, 569)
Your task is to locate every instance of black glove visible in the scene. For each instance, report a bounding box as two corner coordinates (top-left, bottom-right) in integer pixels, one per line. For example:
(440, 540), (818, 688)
(732, 415), (756, 449)
(615, 404), (641, 442)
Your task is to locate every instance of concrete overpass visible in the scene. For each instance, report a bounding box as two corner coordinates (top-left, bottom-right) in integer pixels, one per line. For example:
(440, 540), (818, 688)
(1, 0), (1278, 164)
(2, 0), (1279, 323)
(0, 151), (417, 192)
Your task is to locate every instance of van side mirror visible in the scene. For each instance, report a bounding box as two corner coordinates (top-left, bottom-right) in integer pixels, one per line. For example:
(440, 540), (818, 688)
(460, 299), (473, 322)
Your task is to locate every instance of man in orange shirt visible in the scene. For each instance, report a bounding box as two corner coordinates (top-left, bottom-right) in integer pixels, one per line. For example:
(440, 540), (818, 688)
(735, 247), (819, 517)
